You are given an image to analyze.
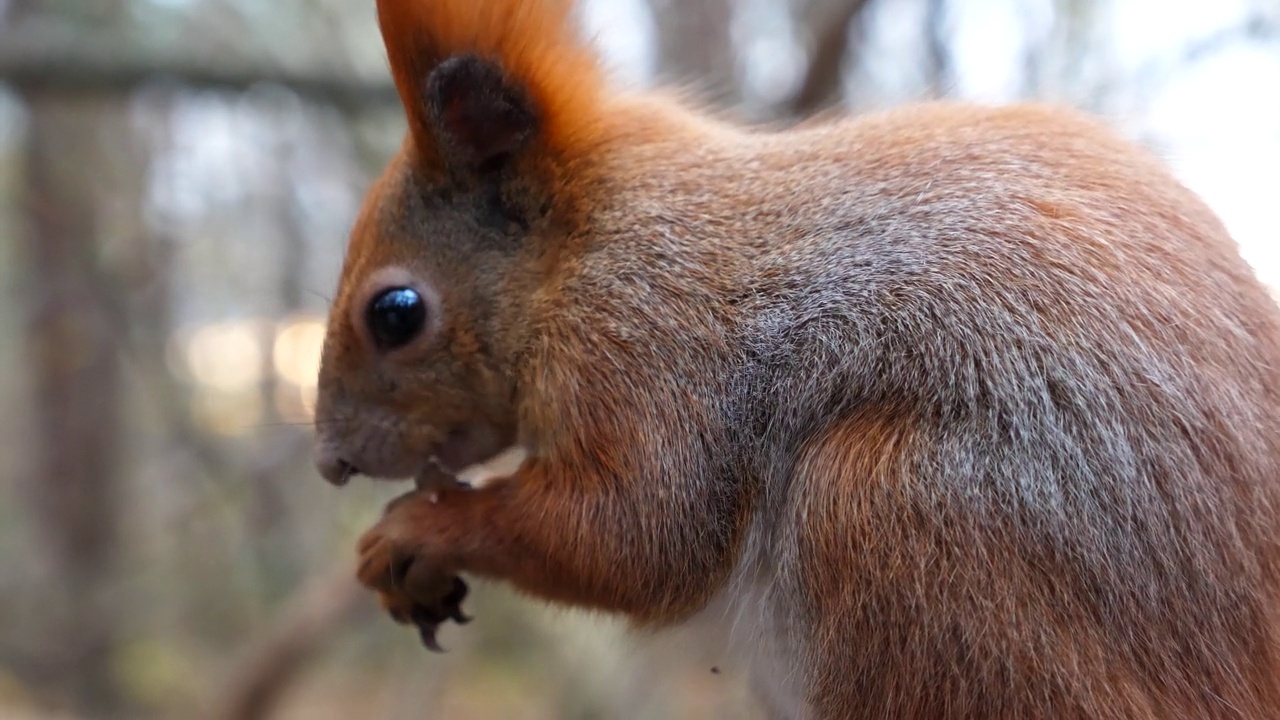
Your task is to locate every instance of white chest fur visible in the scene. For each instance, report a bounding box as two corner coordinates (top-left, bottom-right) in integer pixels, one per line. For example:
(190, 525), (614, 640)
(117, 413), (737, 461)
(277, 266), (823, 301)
(684, 569), (809, 718)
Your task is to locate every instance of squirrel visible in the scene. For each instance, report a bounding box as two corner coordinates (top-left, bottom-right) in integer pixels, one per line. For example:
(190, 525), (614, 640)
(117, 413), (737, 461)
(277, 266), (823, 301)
(310, 0), (1280, 717)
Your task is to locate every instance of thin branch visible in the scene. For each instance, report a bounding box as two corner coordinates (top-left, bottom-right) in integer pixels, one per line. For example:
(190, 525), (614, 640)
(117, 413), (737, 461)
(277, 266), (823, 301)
(788, 0), (873, 117)
(212, 565), (373, 720)
(1133, 12), (1280, 99)
(925, 0), (952, 98)
(648, 0), (739, 104)
(0, 47), (398, 108)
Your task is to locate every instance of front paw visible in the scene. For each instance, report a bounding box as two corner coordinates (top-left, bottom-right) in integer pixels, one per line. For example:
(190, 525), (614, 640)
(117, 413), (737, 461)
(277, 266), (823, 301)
(356, 492), (472, 651)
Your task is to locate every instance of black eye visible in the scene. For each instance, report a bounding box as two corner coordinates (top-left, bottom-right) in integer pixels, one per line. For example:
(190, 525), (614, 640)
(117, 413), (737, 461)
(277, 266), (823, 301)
(365, 287), (427, 351)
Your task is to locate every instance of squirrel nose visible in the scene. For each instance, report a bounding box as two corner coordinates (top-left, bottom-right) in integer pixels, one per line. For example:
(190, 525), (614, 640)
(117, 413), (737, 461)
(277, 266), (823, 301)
(314, 444), (358, 486)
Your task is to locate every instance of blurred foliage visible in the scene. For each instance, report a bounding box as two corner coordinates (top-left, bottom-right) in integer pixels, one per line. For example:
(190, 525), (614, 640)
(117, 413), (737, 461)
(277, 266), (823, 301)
(0, 0), (1277, 718)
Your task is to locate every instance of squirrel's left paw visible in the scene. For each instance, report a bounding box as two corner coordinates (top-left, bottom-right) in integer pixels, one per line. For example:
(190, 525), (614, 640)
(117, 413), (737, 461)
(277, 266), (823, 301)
(357, 492), (471, 651)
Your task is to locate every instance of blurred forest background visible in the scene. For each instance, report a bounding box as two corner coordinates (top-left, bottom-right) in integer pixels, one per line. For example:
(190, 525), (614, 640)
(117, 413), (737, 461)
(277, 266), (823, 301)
(1, 0), (1278, 718)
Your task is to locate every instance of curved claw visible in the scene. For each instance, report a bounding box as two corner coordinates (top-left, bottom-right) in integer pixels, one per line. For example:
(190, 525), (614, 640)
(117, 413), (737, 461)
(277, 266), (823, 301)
(444, 577), (471, 624)
(409, 602), (457, 652)
(416, 621), (445, 652)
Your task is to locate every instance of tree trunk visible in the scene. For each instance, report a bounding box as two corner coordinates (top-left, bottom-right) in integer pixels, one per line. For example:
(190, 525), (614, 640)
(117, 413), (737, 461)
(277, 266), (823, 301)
(649, 0), (739, 104)
(20, 92), (133, 718)
(788, 0), (872, 117)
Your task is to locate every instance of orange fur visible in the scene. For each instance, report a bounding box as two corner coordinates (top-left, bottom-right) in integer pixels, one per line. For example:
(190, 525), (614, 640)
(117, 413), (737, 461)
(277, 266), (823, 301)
(376, 0), (606, 172)
(315, 1), (1280, 717)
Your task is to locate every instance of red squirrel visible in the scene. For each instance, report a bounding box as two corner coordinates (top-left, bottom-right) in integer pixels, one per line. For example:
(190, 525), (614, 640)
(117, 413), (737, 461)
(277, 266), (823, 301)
(311, 0), (1280, 716)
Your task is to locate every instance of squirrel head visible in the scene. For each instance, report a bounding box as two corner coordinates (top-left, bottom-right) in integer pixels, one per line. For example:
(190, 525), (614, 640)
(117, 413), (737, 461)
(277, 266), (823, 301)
(313, 0), (606, 485)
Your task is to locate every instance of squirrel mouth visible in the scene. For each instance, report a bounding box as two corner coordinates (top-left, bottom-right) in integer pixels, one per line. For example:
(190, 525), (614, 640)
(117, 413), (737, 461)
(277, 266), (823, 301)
(420, 424), (527, 491)
(321, 458), (360, 487)
(316, 422), (521, 489)
(412, 422), (525, 490)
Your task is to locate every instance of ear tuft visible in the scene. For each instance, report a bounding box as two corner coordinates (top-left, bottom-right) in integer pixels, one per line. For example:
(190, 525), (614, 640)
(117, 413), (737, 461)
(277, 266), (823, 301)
(376, 0), (606, 177)
(427, 55), (537, 175)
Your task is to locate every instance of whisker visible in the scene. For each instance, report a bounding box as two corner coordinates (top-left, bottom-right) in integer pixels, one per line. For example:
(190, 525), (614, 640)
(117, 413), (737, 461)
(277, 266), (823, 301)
(304, 288), (335, 305)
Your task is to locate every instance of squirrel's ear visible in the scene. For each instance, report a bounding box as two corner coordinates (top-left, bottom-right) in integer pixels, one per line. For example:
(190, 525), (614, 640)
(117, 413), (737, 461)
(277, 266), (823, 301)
(376, 0), (605, 180)
(425, 55), (537, 176)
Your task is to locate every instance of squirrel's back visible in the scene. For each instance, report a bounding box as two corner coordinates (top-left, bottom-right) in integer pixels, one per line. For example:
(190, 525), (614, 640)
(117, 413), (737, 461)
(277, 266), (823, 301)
(550, 100), (1280, 716)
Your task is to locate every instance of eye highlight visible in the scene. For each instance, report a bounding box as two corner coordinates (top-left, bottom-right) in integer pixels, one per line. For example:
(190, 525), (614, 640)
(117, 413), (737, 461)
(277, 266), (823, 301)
(365, 287), (427, 351)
